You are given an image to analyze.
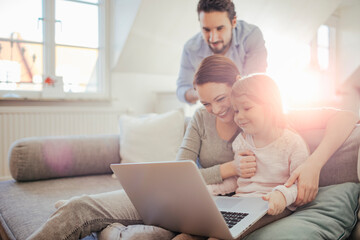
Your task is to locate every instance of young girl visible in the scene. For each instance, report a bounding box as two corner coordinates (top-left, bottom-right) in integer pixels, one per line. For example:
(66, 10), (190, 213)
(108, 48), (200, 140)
(207, 73), (310, 216)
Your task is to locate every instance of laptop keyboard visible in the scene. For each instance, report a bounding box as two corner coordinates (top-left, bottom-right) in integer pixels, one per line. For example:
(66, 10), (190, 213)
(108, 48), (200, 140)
(220, 211), (249, 228)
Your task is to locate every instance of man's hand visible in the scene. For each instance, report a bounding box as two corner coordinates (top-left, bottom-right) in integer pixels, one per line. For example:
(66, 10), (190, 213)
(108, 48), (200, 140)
(185, 88), (199, 104)
(232, 150), (256, 178)
(262, 191), (287, 215)
(285, 160), (320, 206)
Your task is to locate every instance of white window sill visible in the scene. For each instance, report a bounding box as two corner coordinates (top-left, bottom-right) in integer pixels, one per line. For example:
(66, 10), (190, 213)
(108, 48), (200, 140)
(0, 91), (110, 102)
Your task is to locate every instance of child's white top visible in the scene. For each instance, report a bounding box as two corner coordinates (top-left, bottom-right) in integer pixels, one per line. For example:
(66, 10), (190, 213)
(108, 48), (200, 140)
(209, 129), (309, 209)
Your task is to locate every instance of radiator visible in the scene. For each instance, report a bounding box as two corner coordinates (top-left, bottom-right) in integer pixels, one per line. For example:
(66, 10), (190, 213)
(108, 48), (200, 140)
(0, 108), (123, 180)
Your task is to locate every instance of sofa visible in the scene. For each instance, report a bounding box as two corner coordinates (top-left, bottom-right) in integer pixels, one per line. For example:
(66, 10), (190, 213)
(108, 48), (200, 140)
(0, 110), (360, 240)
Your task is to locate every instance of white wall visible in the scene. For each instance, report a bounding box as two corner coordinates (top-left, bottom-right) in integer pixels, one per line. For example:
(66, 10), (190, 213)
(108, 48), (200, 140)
(336, 0), (360, 83)
(111, 0), (199, 75)
(109, 0), (142, 69)
(335, 0), (360, 113)
(108, 0), (199, 114)
(110, 72), (183, 114)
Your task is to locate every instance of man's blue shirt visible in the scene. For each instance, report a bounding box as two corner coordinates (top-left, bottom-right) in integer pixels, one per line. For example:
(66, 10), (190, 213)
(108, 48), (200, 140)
(176, 20), (268, 103)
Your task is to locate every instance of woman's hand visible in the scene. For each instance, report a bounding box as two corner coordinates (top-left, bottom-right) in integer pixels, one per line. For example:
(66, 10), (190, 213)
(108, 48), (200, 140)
(285, 160), (321, 206)
(232, 150), (256, 178)
(285, 109), (358, 206)
(262, 191), (287, 215)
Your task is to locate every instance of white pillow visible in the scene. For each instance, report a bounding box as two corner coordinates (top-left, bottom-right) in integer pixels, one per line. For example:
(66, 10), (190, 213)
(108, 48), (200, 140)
(119, 109), (185, 163)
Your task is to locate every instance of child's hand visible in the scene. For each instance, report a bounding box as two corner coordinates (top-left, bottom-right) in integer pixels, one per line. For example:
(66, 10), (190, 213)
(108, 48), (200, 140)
(232, 150), (256, 178)
(262, 191), (287, 215)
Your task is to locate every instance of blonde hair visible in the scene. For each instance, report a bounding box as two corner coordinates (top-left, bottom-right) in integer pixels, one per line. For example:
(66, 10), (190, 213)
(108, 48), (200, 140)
(231, 73), (286, 128)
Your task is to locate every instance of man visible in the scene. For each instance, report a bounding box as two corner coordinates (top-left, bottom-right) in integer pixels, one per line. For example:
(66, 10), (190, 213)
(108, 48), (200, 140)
(177, 0), (268, 104)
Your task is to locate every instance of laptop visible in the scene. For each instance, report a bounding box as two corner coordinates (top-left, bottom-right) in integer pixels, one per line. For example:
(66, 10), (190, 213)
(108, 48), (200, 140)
(110, 160), (268, 239)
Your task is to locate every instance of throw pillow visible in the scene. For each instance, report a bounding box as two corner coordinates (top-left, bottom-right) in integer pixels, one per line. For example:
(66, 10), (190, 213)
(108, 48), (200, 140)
(119, 109), (185, 163)
(244, 182), (360, 240)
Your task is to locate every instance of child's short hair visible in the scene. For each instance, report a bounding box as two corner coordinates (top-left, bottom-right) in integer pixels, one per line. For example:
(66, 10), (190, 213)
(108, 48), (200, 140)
(232, 73), (286, 128)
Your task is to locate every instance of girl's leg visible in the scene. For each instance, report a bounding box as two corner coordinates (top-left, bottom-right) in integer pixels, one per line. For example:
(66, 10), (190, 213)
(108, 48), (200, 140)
(27, 190), (171, 240)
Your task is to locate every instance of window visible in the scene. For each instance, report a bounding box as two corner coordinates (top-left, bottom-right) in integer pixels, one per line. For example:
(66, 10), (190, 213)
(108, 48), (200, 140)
(0, 0), (108, 100)
(267, 19), (337, 109)
(317, 25), (330, 70)
(309, 24), (334, 71)
(308, 22), (337, 101)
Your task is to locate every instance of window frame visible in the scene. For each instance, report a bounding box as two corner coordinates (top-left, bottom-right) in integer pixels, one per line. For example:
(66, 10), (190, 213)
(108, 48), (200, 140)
(309, 20), (336, 73)
(0, 0), (110, 101)
(306, 15), (337, 101)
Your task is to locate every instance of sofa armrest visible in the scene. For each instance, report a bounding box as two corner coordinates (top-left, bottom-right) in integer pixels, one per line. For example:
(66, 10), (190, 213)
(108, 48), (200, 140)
(9, 134), (121, 182)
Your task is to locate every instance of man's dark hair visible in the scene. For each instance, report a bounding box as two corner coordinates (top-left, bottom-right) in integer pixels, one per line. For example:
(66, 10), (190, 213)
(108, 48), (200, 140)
(197, 0), (236, 22)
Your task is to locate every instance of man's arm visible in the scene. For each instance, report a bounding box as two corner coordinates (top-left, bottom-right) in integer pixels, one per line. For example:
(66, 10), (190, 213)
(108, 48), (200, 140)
(184, 88), (198, 104)
(176, 49), (197, 104)
(242, 27), (268, 75)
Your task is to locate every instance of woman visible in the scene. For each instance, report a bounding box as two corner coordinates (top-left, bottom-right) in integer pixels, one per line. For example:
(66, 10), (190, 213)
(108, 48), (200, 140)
(28, 55), (359, 240)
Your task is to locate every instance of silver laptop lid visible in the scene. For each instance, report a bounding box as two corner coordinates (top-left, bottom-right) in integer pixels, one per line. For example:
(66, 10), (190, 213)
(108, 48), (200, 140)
(111, 161), (233, 239)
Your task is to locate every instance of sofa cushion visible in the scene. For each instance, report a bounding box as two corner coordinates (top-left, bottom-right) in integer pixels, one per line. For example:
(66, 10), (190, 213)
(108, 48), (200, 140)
(244, 182), (360, 240)
(9, 135), (120, 181)
(348, 197), (360, 240)
(0, 174), (120, 240)
(348, 146), (360, 240)
(119, 109), (185, 163)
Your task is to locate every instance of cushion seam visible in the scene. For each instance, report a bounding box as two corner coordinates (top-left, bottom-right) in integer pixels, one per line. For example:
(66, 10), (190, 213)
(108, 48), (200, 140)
(0, 213), (16, 240)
